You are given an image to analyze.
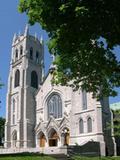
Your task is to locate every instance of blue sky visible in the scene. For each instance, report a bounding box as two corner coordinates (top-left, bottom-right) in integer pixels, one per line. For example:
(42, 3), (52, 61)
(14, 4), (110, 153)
(0, 1), (120, 117)
(0, 0), (52, 117)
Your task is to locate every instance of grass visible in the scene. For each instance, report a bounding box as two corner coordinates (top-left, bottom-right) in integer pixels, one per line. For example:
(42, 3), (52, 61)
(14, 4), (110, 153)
(0, 156), (55, 160)
(0, 153), (56, 160)
(0, 154), (120, 160)
(72, 156), (120, 160)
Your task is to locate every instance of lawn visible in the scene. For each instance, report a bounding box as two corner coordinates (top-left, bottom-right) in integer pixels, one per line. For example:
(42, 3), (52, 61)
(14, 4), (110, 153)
(0, 154), (120, 160)
(0, 154), (56, 160)
(72, 156), (120, 160)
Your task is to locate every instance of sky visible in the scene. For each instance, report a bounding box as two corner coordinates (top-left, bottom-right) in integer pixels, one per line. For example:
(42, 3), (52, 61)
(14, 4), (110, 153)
(0, 0), (120, 117)
(0, 0), (52, 117)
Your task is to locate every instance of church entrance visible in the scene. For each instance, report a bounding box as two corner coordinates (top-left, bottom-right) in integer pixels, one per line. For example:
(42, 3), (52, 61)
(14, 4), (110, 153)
(49, 139), (57, 146)
(61, 128), (70, 146)
(65, 132), (70, 145)
(40, 133), (46, 147)
(48, 129), (59, 147)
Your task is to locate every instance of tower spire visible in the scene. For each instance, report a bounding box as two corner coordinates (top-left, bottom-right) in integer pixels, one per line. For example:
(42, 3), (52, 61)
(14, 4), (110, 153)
(40, 35), (43, 44)
(35, 32), (37, 40)
(24, 24), (29, 36)
(18, 30), (21, 36)
(12, 33), (17, 44)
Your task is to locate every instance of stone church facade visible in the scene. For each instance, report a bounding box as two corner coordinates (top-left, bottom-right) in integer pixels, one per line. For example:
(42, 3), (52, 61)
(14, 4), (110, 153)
(4, 26), (116, 156)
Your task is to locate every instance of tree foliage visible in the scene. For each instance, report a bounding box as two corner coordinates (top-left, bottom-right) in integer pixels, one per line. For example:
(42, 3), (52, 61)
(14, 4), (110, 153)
(0, 78), (3, 89)
(112, 110), (120, 137)
(0, 78), (4, 106)
(18, 0), (120, 98)
(0, 117), (5, 146)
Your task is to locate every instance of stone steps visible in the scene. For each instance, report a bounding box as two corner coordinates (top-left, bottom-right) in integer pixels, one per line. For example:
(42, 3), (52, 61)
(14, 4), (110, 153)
(50, 154), (72, 160)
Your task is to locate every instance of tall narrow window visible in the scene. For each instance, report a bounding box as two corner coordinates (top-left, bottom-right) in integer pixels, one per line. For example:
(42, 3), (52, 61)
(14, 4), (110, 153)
(14, 69), (20, 87)
(47, 94), (62, 119)
(30, 47), (33, 60)
(13, 98), (15, 112)
(20, 46), (23, 55)
(79, 119), (84, 133)
(15, 49), (18, 59)
(87, 117), (92, 133)
(31, 71), (38, 89)
(13, 114), (15, 124)
(36, 51), (39, 63)
(22, 70), (25, 87)
(82, 89), (87, 110)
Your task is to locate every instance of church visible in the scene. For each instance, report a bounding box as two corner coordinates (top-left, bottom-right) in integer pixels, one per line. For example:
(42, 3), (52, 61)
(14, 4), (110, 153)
(4, 25), (116, 156)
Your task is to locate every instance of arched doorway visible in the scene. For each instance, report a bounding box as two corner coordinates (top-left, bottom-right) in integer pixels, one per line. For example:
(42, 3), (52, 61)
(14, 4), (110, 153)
(39, 133), (46, 147)
(12, 130), (17, 148)
(48, 129), (59, 147)
(61, 128), (70, 146)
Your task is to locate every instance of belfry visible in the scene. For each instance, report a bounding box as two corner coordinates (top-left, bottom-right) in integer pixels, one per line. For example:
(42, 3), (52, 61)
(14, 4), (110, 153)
(5, 25), (44, 148)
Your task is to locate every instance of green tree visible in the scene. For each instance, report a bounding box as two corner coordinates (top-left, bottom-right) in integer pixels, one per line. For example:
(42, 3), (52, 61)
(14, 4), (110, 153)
(112, 110), (120, 137)
(18, 0), (120, 98)
(0, 78), (4, 146)
(0, 78), (4, 105)
(0, 117), (5, 146)
(0, 79), (3, 89)
(111, 109), (120, 155)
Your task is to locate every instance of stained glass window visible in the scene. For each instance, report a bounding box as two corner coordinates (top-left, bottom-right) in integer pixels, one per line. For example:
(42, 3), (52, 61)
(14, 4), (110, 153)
(47, 94), (62, 119)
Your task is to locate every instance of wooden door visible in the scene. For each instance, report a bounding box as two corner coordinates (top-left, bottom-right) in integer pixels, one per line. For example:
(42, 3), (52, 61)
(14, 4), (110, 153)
(40, 135), (45, 147)
(66, 133), (70, 145)
(49, 132), (59, 146)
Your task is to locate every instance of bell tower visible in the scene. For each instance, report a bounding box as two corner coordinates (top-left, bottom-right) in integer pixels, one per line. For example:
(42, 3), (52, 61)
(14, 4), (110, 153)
(4, 25), (44, 148)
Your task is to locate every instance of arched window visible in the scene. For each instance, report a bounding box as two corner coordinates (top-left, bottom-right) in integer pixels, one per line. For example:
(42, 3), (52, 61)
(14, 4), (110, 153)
(14, 69), (20, 87)
(47, 94), (62, 119)
(87, 117), (92, 133)
(82, 89), (87, 110)
(31, 71), (38, 89)
(30, 47), (33, 60)
(15, 49), (18, 58)
(79, 119), (84, 133)
(13, 114), (15, 125)
(13, 98), (15, 112)
(36, 51), (39, 63)
(20, 46), (23, 55)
